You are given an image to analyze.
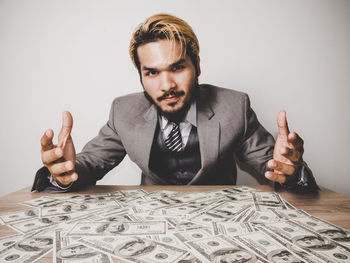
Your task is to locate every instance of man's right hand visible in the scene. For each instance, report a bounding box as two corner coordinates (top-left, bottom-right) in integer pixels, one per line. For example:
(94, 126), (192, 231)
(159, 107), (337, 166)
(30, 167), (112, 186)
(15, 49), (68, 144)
(40, 111), (78, 187)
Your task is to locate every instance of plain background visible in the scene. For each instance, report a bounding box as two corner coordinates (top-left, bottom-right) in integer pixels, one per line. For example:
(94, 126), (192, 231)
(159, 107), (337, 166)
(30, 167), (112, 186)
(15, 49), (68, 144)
(1, 0), (349, 197)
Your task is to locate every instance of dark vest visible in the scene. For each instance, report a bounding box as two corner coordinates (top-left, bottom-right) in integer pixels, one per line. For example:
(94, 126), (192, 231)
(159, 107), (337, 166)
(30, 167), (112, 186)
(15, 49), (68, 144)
(149, 124), (201, 185)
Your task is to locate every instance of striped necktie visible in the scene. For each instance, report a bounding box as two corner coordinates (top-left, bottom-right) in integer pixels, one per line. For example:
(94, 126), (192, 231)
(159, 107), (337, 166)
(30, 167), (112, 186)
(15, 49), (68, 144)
(165, 122), (183, 152)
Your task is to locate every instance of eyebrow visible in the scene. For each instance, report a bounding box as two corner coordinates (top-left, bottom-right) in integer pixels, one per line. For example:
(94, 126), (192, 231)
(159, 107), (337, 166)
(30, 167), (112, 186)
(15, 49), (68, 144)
(142, 58), (186, 72)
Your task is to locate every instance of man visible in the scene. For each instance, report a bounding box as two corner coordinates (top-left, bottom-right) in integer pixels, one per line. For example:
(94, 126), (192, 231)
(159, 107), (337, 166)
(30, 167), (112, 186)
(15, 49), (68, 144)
(32, 13), (318, 192)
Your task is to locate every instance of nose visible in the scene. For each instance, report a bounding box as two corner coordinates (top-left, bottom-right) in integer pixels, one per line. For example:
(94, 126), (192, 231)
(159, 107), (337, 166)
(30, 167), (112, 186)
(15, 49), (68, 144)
(160, 72), (176, 92)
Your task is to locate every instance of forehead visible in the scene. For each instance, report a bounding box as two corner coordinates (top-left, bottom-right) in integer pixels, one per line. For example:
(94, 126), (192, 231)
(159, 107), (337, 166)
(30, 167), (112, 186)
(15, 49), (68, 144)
(137, 40), (187, 68)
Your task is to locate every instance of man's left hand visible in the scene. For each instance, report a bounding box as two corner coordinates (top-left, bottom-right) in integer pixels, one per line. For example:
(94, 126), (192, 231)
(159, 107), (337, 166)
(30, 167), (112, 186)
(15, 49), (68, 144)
(265, 110), (304, 184)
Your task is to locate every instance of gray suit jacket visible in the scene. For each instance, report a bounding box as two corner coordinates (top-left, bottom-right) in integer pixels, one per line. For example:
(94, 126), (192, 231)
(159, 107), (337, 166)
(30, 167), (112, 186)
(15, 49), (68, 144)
(69, 84), (275, 190)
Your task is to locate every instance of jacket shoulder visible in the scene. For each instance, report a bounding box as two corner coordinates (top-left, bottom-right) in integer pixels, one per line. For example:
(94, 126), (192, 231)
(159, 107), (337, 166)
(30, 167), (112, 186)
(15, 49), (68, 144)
(111, 92), (153, 117)
(198, 84), (249, 109)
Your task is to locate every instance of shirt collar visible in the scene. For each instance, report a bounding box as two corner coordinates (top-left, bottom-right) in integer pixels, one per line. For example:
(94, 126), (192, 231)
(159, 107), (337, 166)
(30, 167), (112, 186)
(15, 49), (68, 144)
(159, 100), (197, 129)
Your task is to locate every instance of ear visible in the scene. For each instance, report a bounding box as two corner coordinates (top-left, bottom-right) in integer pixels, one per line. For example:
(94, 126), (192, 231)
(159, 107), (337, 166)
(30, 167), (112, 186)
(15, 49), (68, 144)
(196, 56), (201, 77)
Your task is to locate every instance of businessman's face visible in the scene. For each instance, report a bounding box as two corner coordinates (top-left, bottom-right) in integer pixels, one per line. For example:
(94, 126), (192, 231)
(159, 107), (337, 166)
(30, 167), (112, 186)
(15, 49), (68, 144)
(138, 40), (200, 120)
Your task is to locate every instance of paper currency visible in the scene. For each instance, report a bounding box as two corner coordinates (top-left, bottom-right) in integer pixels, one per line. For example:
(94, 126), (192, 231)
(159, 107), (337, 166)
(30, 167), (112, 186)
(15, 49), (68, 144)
(1, 187), (349, 263)
(54, 230), (112, 263)
(187, 234), (267, 263)
(80, 236), (188, 263)
(67, 221), (166, 236)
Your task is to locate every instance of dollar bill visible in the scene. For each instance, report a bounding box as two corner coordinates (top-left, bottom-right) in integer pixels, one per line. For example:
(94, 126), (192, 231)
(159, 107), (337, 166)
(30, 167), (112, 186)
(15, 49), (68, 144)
(80, 235), (188, 263)
(0, 209), (38, 224)
(257, 225), (328, 263)
(212, 221), (255, 236)
(261, 220), (350, 262)
(234, 231), (307, 262)
(0, 229), (53, 263)
(239, 209), (281, 224)
(291, 215), (350, 248)
(0, 234), (24, 253)
(252, 192), (289, 211)
(54, 230), (112, 263)
(270, 208), (310, 220)
(173, 228), (213, 243)
(40, 200), (120, 217)
(187, 234), (268, 263)
(9, 212), (90, 234)
(147, 234), (188, 249)
(67, 221), (166, 236)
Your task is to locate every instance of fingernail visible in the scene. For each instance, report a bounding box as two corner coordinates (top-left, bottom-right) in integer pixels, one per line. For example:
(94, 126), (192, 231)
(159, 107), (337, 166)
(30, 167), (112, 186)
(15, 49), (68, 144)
(266, 173), (273, 179)
(55, 148), (62, 156)
(46, 130), (51, 136)
(71, 174), (78, 181)
(65, 162), (73, 169)
(269, 161), (276, 168)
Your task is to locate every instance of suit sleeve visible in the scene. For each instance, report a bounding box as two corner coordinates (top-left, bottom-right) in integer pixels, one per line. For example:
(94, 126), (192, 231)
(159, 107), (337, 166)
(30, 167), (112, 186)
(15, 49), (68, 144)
(234, 94), (275, 179)
(32, 99), (127, 192)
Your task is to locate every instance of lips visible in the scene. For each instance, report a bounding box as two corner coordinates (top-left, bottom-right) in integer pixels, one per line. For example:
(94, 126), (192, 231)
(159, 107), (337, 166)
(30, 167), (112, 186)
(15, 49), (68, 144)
(164, 95), (179, 102)
(157, 91), (185, 103)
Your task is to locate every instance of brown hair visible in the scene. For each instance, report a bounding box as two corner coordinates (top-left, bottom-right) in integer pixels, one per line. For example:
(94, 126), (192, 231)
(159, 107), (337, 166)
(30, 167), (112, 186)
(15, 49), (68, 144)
(129, 13), (200, 75)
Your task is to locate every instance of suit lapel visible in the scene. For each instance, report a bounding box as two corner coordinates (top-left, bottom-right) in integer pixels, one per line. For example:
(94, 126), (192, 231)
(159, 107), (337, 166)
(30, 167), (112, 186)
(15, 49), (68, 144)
(135, 104), (158, 172)
(195, 88), (220, 177)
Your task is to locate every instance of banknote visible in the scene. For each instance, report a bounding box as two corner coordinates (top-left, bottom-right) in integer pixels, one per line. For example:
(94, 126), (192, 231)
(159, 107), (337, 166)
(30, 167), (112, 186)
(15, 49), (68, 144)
(166, 217), (208, 232)
(234, 231), (307, 262)
(189, 203), (250, 226)
(0, 209), (38, 224)
(147, 234), (188, 249)
(54, 230), (112, 263)
(291, 215), (350, 248)
(40, 200), (120, 217)
(257, 225), (328, 263)
(187, 234), (268, 263)
(252, 192), (289, 211)
(67, 221), (166, 236)
(0, 234), (24, 252)
(212, 221), (255, 236)
(21, 196), (64, 208)
(174, 252), (202, 263)
(173, 228), (213, 243)
(80, 235), (188, 263)
(0, 229), (53, 263)
(239, 209), (281, 224)
(262, 220), (350, 262)
(270, 208), (310, 220)
(9, 212), (90, 234)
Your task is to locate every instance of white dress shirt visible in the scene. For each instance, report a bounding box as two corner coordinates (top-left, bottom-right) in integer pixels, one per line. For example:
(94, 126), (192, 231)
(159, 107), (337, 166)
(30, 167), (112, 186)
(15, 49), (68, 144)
(159, 100), (197, 148)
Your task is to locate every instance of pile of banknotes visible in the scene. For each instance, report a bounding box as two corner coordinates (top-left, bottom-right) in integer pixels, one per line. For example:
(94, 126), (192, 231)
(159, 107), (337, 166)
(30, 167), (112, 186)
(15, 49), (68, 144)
(1, 186), (350, 262)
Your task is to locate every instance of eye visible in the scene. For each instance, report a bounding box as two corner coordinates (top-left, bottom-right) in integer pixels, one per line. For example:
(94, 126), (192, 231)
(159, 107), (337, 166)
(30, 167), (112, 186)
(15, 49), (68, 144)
(145, 70), (158, 76)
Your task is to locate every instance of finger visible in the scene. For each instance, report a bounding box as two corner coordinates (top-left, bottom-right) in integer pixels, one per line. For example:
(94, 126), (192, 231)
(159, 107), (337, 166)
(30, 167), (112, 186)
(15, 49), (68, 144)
(52, 172), (78, 187)
(277, 110), (289, 136)
(58, 111), (73, 148)
(288, 132), (304, 148)
(48, 160), (75, 176)
(41, 129), (54, 151)
(280, 147), (302, 163)
(42, 147), (63, 165)
(267, 160), (296, 175)
(265, 171), (286, 184)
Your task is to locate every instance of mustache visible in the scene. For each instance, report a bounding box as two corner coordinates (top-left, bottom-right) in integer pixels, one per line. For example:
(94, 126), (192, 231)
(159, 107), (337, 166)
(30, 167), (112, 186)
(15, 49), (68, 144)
(157, 90), (185, 102)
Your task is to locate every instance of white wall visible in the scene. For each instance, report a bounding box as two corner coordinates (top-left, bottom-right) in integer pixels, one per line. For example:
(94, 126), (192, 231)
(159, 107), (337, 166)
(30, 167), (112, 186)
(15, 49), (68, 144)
(1, 0), (349, 197)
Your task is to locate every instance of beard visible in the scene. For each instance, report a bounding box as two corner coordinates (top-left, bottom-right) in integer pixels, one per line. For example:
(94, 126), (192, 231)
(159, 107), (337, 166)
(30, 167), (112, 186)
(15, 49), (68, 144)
(143, 79), (198, 123)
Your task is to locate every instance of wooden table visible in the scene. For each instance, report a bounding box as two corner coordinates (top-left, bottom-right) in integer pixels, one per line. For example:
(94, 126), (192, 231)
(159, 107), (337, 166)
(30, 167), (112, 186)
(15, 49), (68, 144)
(1, 185), (350, 262)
